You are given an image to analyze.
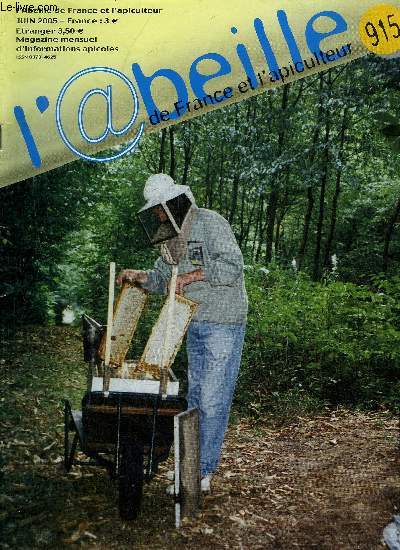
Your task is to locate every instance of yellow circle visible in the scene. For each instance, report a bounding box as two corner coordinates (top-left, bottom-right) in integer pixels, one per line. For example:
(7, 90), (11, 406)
(359, 3), (400, 55)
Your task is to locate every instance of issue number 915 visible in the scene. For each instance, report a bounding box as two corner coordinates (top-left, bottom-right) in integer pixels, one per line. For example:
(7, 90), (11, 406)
(360, 4), (400, 55)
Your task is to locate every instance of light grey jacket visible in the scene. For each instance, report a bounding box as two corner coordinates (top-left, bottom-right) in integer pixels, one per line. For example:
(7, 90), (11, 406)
(142, 208), (248, 324)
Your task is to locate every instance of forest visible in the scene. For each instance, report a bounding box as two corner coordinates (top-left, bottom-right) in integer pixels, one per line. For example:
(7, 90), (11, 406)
(1, 55), (400, 417)
(2, 52), (400, 550)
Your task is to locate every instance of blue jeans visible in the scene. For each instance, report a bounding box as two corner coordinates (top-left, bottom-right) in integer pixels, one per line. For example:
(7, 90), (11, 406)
(186, 320), (246, 477)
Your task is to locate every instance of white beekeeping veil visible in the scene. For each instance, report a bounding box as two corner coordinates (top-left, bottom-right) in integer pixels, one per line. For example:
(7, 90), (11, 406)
(137, 174), (197, 263)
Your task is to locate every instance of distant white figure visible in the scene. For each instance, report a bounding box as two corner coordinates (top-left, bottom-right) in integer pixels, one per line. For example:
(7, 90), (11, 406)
(62, 306), (75, 325)
(331, 254), (338, 274)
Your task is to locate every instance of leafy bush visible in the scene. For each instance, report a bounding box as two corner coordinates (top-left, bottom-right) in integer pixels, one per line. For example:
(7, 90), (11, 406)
(236, 266), (400, 415)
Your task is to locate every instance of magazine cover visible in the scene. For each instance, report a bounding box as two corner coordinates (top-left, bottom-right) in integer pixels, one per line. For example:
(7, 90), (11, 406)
(1, 1), (400, 548)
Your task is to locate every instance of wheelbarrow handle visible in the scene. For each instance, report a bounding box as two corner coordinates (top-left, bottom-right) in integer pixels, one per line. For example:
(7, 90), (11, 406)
(103, 262), (116, 395)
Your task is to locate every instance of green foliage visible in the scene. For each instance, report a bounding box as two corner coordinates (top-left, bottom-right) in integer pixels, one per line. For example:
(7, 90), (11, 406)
(236, 266), (400, 415)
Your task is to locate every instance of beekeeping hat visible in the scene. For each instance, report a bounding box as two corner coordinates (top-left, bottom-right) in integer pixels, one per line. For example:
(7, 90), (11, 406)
(138, 173), (196, 247)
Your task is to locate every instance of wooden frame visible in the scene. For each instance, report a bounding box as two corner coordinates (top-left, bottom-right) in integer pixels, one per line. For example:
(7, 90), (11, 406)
(98, 283), (148, 367)
(138, 293), (197, 375)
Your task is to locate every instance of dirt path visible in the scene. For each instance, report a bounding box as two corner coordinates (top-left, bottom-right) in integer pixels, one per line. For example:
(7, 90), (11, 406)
(1, 327), (399, 549)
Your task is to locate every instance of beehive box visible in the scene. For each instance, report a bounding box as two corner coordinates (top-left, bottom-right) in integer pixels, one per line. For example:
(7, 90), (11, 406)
(95, 284), (197, 394)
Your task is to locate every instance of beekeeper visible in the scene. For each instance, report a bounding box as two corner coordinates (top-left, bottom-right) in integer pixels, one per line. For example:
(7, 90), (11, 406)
(117, 173), (247, 492)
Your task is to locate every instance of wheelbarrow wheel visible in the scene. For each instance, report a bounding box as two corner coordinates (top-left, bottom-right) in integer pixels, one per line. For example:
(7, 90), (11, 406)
(118, 442), (144, 520)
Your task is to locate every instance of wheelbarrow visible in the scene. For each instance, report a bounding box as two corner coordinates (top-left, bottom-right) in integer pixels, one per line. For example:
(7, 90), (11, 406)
(63, 264), (201, 524)
(64, 390), (187, 520)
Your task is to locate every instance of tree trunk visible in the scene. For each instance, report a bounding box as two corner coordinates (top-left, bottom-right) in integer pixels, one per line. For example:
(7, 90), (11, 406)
(181, 153), (190, 186)
(229, 170), (240, 225)
(158, 129), (167, 173)
(255, 191), (265, 261)
(313, 72), (332, 280)
(297, 74), (325, 269)
(383, 196), (400, 271)
(238, 182), (247, 246)
(265, 84), (290, 263)
(323, 108), (348, 268)
(264, 188), (279, 263)
(205, 151), (213, 208)
(229, 106), (241, 224)
(275, 218), (281, 258)
(297, 187), (315, 269)
(218, 147), (225, 213)
(274, 189), (289, 258)
(243, 192), (257, 255)
(169, 127), (176, 179)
